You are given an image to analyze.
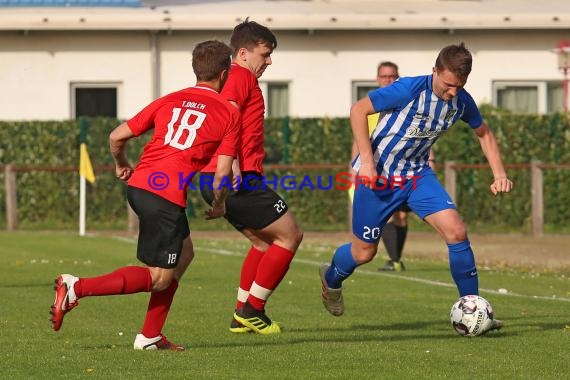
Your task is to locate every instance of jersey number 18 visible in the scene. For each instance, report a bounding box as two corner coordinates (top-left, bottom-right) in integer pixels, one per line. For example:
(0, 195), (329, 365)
(164, 107), (206, 150)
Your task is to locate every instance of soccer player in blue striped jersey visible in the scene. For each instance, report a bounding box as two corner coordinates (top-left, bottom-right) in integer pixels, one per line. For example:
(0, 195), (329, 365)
(319, 43), (513, 332)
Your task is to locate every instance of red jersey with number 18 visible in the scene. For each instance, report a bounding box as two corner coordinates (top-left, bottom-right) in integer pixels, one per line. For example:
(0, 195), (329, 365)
(127, 85), (240, 207)
(202, 63), (265, 174)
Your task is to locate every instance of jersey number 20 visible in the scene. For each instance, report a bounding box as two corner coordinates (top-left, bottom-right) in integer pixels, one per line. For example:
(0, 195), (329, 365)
(164, 107), (206, 150)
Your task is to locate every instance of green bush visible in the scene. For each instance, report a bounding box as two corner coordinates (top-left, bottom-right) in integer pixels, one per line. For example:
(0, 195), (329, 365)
(0, 107), (569, 232)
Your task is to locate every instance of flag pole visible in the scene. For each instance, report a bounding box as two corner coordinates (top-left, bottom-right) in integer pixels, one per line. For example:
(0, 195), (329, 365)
(78, 117), (96, 236)
(79, 174), (86, 236)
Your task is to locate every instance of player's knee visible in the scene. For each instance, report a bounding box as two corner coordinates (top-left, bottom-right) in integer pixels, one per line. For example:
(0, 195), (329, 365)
(392, 213), (407, 226)
(292, 224), (304, 246)
(351, 245), (376, 264)
(150, 272), (175, 292)
(445, 223), (468, 242)
(182, 247), (195, 263)
(279, 223), (303, 251)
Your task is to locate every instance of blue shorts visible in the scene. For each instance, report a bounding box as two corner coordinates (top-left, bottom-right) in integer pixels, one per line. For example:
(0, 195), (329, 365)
(352, 169), (456, 243)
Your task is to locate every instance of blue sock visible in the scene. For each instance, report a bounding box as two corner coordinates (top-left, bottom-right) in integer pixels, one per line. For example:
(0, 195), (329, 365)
(448, 240), (478, 296)
(325, 243), (358, 289)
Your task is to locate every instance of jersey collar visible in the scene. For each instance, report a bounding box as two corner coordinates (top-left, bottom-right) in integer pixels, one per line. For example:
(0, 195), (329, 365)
(194, 84), (217, 93)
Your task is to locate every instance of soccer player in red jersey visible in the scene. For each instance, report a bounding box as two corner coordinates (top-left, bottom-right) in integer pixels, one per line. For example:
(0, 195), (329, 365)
(201, 19), (303, 334)
(50, 40), (240, 350)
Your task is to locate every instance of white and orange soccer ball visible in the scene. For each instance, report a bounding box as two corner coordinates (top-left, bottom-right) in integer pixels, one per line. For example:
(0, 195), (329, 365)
(450, 295), (494, 336)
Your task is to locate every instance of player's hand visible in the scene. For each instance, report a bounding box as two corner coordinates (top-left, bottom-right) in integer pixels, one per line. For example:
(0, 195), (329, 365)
(490, 177), (513, 195)
(205, 202), (226, 220)
(231, 160), (241, 190)
(232, 170), (241, 190)
(115, 165), (134, 181)
(356, 161), (376, 189)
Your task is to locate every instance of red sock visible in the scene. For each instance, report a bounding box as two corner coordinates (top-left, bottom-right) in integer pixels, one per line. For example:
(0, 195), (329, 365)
(74, 266), (151, 298)
(141, 279), (179, 338)
(247, 244), (295, 311)
(236, 246), (264, 310)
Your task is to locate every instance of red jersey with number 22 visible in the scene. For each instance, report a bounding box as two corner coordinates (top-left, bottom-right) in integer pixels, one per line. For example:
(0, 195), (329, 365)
(203, 63), (265, 173)
(127, 85), (240, 207)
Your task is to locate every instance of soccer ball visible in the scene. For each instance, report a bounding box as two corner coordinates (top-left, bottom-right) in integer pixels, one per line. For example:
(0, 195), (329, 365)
(450, 295), (494, 336)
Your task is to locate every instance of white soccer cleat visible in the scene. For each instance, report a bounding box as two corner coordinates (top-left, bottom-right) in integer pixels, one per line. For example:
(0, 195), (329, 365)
(488, 318), (504, 331)
(319, 264), (344, 316)
(50, 274), (79, 331)
(133, 333), (185, 351)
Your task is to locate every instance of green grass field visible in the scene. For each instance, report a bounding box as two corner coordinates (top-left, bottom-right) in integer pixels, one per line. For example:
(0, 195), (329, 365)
(1, 231), (568, 379)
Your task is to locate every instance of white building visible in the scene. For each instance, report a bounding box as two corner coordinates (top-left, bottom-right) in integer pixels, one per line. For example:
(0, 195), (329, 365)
(1, 0), (569, 120)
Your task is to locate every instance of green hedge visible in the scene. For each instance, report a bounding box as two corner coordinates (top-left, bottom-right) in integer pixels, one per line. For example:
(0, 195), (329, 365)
(0, 106), (569, 232)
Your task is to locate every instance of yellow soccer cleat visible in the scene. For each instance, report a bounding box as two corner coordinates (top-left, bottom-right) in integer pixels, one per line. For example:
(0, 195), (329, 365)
(233, 304), (281, 335)
(229, 317), (252, 333)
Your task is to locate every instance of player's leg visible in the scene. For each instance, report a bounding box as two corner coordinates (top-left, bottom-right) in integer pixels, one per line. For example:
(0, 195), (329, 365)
(203, 173), (303, 334)
(50, 266), (153, 332)
(51, 188), (155, 331)
(320, 185), (401, 316)
(51, 187), (187, 350)
(424, 209), (502, 332)
(200, 173), (265, 331)
(136, 236), (194, 351)
(233, 176), (303, 334)
(234, 229), (270, 311)
(229, 230), (270, 333)
(129, 187), (189, 350)
(242, 209), (302, 306)
(233, 208), (303, 335)
(379, 208), (408, 271)
(424, 209), (478, 296)
(407, 172), (477, 297)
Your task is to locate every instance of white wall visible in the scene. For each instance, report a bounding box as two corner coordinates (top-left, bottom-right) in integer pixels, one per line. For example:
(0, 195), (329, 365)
(0, 28), (565, 120)
(0, 31), (152, 120)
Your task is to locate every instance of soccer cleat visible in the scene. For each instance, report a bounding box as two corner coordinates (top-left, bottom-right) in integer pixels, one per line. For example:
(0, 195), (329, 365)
(133, 333), (185, 351)
(479, 318), (503, 335)
(233, 304), (281, 335)
(378, 260), (405, 272)
(50, 274), (79, 331)
(229, 317), (252, 333)
(319, 264), (344, 316)
(489, 319), (504, 331)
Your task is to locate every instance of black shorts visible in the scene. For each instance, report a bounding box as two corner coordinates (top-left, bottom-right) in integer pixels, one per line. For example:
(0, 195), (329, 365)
(127, 186), (190, 269)
(396, 203), (411, 213)
(200, 172), (288, 231)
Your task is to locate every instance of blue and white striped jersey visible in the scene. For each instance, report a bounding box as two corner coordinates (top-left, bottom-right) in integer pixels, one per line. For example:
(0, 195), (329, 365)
(354, 74), (483, 180)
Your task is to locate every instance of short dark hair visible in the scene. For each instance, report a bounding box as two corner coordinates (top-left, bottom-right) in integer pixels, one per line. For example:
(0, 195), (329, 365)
(435, 42), (472, 79)
(192, 40), (232, 81)
(377, 61), (399, 75)
(230, 17), (277, 56)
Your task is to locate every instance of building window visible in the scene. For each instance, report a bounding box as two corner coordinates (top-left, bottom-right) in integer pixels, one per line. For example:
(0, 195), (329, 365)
(71, 83), (119, 118)
(547, 82), (564, 113)
(260, 82), (289, 117)
(493, 81), (564, 114)
(352, 81), (377, 103)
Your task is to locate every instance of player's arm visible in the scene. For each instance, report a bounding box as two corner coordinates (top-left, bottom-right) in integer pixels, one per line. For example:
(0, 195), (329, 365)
(109, 122), (135, 181)
(473, 122), (513, 195)
(350, 114), (376, 166)
(428, 148), (436, 170)
(226, 99), (242, 184)
(350, 96), (376, 186)
(206, 154), (234, 219)
(349, 140), (358, 171)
